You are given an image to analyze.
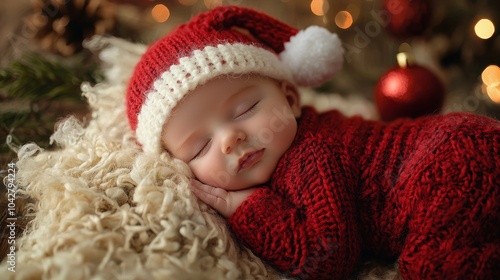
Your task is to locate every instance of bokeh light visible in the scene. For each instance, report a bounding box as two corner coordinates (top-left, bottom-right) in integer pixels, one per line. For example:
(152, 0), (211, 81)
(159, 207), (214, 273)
(151, 4), (170, 23)
(481, 65), (500, 86)
(474, 19), (495, 39)
(311, 0), (329, 17)
(335, 11), (353, 29)
(481, 65), (500, 103)
(486, 85), (500, 103)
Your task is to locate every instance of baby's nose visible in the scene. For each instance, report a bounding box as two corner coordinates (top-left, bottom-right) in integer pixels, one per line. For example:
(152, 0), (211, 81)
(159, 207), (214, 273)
(222, 130), (246, 154)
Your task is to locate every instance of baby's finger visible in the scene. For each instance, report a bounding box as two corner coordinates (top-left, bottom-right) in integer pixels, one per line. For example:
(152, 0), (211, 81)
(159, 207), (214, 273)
(190, 180), (229, 216)
(192, 186), (227, 213)
(194, 181), (227, 197)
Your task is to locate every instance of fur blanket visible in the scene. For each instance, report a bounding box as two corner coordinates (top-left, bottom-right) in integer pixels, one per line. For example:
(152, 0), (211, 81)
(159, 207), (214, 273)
(1, 37), (398, 280)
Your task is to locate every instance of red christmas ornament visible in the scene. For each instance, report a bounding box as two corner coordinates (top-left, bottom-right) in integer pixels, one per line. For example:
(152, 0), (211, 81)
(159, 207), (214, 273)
(375, 53), (445, 122)
(382, 0), (432, 38)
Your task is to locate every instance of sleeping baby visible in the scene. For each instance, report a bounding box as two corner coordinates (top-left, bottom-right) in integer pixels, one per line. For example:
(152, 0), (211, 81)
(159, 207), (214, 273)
(126, 6), (500, 279)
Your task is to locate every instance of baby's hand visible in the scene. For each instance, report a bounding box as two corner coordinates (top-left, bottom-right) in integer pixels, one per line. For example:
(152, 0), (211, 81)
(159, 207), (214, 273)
(190, 179), (255, 218)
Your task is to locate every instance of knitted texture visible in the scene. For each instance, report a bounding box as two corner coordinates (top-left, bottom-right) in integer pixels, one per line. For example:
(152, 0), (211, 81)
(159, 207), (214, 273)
(228, 106), (500, 279)
(126, 6), (343, 154)
(0, 36), (398, 280)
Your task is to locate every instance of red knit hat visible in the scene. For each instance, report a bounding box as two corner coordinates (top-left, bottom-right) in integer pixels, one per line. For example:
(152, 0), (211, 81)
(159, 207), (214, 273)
(127, 6), (343, 154)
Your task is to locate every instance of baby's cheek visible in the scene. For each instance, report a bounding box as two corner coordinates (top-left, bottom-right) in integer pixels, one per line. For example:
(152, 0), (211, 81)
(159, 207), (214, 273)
(189, 162), (210, 183)
(193, 161), (233, 189)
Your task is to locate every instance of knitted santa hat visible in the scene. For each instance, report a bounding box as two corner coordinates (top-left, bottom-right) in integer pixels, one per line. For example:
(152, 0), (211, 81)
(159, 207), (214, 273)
(127, 6), (343, 154)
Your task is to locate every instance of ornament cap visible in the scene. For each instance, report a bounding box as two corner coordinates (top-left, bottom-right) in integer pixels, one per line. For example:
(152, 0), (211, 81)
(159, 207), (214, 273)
(396, 52), (415, 68)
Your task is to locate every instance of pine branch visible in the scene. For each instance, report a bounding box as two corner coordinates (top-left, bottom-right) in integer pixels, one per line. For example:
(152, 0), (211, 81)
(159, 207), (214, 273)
(0, 52), (102, 102)
(0, 52), (103, 163)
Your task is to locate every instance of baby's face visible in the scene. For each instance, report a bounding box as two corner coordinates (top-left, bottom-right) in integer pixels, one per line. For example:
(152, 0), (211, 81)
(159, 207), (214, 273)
(162, 75), (301, 190)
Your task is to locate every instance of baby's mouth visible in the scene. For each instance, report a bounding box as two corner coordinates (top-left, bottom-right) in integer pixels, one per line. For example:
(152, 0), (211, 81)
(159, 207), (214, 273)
(237, 148), (265, 172)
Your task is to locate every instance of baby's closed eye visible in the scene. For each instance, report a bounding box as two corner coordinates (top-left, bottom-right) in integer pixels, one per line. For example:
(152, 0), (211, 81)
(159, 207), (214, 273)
(192, 139), (212, 160)
(234, 101), (260, 119)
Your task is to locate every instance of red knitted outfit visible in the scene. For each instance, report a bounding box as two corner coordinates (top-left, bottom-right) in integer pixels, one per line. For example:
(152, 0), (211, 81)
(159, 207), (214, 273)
(227, 106), (500, 279)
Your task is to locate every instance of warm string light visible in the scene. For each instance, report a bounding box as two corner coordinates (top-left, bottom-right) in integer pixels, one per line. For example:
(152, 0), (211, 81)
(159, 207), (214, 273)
(486, 85), (500, 103)
(335, 11), (353, 29)
(481, 65), (500, 103)
(151, 4), (170, 23)
(474, 18), (495, 39)
(310, 0), (329, 17)
(334, 4), (359, 30)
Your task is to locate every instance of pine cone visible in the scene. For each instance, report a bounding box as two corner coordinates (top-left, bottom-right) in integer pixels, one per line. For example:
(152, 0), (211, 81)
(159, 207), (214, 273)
(27, 0), (116, 56)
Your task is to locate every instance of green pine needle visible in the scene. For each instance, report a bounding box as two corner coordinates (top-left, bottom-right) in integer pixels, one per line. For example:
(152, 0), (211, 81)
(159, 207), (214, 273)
(0, 52), (103, 164)
(0, 53), (102, 101)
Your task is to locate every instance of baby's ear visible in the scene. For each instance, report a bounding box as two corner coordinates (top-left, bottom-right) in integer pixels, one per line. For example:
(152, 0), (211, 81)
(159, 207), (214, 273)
(280, 81), (302, 118)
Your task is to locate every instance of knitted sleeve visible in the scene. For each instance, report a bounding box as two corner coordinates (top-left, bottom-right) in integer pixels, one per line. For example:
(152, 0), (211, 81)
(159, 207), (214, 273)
(227, 138), (361, 280)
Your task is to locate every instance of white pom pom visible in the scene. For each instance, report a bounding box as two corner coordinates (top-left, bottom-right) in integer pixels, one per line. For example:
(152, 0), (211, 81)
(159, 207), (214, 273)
(279, 26), (344, 87)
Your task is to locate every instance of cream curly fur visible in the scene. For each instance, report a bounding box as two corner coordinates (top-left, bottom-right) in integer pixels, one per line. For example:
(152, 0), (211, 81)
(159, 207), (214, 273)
(1, 36), (397, 280)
